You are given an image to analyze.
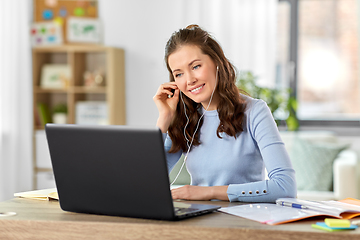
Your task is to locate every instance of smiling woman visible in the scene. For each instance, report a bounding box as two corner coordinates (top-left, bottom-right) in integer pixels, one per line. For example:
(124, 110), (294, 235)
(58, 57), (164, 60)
(153, 25), (297, 203)
(168, 45), (219, 110)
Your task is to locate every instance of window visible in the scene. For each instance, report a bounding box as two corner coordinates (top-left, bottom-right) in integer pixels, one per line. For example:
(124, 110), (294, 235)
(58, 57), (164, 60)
(277, 0), (360, 127)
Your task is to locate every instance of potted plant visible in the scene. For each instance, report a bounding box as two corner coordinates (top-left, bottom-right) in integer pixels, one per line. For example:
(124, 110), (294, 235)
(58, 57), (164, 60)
(236, 71), (299, 131)
(52, 103), (68, 124)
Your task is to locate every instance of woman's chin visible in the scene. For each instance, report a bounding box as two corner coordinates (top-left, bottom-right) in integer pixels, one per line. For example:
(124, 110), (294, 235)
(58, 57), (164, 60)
(189, 97), (202, 104)
(184, 93), (208, 105)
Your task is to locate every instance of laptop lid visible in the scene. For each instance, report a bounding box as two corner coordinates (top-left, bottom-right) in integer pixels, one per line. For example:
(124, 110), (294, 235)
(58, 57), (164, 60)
(45, 124), (220, 220)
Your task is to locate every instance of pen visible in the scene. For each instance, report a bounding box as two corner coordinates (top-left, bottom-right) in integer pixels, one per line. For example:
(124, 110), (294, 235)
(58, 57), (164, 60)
(277, 201), (308, 209)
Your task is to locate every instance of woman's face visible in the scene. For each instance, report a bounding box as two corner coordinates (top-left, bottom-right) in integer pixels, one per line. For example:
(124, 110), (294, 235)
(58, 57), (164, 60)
(168, 45), (219, 110)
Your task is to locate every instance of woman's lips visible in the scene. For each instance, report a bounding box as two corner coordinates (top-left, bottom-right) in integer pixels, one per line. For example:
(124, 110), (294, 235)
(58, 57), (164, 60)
(189, 84), (205, 94)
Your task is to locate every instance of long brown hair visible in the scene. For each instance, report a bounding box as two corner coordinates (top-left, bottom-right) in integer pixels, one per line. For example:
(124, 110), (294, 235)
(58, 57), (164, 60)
(165, 25), (247, 153)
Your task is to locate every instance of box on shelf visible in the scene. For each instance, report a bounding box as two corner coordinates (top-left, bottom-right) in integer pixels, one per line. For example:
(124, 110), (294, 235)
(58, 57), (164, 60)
(75, 101), (108, 125)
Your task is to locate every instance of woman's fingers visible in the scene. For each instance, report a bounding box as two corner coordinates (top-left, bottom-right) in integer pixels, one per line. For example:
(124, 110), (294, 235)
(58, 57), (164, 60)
(154, 82), (178, 100)
(153, 82), (180, 133)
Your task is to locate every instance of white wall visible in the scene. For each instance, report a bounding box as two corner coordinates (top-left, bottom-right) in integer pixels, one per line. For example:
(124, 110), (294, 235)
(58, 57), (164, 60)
(99, 0), (185, 126)
(99, 1), (278, 126)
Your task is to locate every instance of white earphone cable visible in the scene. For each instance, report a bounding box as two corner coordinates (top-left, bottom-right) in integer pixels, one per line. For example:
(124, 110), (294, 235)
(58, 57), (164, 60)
(170, 66), (218, 186)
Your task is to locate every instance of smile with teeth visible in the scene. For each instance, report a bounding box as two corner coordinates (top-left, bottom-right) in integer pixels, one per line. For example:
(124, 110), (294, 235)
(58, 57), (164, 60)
(190, 84), (204, 93)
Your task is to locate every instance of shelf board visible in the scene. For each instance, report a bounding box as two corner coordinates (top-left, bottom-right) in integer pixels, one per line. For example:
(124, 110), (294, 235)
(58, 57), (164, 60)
(32, 44), (108, 53)
(34, 87), (68, 93)
(72, 86), (107, 93)
(34, 86), (107, 94)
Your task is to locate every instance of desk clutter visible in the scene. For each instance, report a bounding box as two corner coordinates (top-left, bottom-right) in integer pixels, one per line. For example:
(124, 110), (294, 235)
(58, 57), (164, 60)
(219, 197), (360, 225)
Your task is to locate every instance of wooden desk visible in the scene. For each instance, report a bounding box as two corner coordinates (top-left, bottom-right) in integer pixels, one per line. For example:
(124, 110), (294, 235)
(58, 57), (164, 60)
(0, 198), (359, 240)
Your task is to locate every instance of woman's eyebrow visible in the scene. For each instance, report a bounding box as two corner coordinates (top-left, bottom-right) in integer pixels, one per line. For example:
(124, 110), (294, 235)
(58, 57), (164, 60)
(188, 59), (201, 66)
(172, 59), (201, 74)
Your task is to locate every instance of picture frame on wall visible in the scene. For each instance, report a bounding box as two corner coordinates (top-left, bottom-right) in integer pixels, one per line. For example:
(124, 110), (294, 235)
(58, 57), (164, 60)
(67, 17), (102, 43)
(40, 64), (71, 89)
(33, 0), (99, 44)
(31, 21), (63, 47)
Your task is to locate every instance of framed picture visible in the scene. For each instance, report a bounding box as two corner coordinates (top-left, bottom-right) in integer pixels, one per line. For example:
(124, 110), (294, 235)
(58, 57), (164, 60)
(67, 17), (102, 43)
(40, 64), (71, 89)
(34, 0), (99, 44)
(31, 21), (63, 47)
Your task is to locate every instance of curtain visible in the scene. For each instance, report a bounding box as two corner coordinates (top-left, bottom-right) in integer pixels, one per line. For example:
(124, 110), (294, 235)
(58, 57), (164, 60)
(0, 0), (33, 201)
(182, 0), (277, 87)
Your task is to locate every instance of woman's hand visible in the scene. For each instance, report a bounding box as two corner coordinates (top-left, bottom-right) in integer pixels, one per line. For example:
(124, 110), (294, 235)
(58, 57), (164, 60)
(153, 82), (180, 133)
(171, 185), (229, 201)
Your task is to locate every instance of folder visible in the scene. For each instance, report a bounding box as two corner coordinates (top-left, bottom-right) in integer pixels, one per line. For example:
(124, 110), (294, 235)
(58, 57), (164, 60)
(14, 188), (58, 201)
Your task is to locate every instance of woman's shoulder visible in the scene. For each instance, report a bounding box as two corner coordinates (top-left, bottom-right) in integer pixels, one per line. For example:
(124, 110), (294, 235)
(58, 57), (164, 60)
(240, 93), (267, 112)
(240, 93), (274, 129)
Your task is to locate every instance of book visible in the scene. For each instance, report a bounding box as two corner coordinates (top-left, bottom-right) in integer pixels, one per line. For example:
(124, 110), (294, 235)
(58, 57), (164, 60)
(14, 188), (58, 201)
(37, 103), (52, 127)
(219, 198), (360, 225)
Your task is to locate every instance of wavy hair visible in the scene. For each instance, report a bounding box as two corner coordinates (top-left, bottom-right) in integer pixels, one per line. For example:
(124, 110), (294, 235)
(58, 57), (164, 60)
(165, 25), (247, 153)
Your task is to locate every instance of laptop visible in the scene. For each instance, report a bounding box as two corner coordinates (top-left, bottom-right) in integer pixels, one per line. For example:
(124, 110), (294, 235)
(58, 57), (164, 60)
(45, 124), (221, 220)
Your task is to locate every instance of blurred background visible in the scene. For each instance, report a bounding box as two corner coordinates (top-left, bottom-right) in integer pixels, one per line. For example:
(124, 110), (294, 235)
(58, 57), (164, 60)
(0, 0), (359, 201)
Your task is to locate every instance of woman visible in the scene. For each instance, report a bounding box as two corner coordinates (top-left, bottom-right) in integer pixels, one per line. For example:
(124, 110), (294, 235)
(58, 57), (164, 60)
(153, 25), (296, 202)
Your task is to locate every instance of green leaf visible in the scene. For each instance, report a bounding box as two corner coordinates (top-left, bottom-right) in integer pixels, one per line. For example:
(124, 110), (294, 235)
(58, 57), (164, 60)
(236, 71), (299, 130)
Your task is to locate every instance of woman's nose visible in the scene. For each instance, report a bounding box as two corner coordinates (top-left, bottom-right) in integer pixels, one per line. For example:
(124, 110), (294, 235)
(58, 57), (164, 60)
(186, 73), (197, 85)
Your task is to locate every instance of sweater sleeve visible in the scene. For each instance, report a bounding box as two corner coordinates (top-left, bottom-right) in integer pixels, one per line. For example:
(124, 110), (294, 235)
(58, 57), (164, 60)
(227, 100), (297, 202)
(162, 133), (183, 172)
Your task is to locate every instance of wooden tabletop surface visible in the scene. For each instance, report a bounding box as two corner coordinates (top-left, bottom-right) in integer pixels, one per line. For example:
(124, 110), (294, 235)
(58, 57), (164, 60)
(0, 198), (359, 240)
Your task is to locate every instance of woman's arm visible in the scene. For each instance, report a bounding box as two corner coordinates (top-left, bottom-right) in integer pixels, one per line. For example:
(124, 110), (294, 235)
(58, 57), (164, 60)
(227, 100), (297, 202)
(171, 141), (296, 202)
(226, 144), (296, 202)
(171, 100), (296, 202)
(171, 185), (229, 201)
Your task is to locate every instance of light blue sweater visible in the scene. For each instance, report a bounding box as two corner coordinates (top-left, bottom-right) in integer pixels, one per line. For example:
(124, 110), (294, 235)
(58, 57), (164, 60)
(163, 95), (297, 202)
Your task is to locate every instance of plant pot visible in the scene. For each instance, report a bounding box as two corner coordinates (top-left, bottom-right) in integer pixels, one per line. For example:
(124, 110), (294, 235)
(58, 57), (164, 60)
(53, 113), (67, 124)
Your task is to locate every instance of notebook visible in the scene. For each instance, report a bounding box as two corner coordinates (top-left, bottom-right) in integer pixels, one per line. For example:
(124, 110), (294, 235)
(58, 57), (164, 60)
(45, 124), (221, 220)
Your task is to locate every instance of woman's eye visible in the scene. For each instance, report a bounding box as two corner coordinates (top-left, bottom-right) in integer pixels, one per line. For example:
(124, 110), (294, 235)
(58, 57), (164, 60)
(193, 65), (200, 70)
(175, 73), (183, 78)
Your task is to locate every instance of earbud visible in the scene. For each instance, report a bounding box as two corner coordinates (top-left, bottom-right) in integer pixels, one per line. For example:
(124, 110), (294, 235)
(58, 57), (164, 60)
(217, 66), (219, 71)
